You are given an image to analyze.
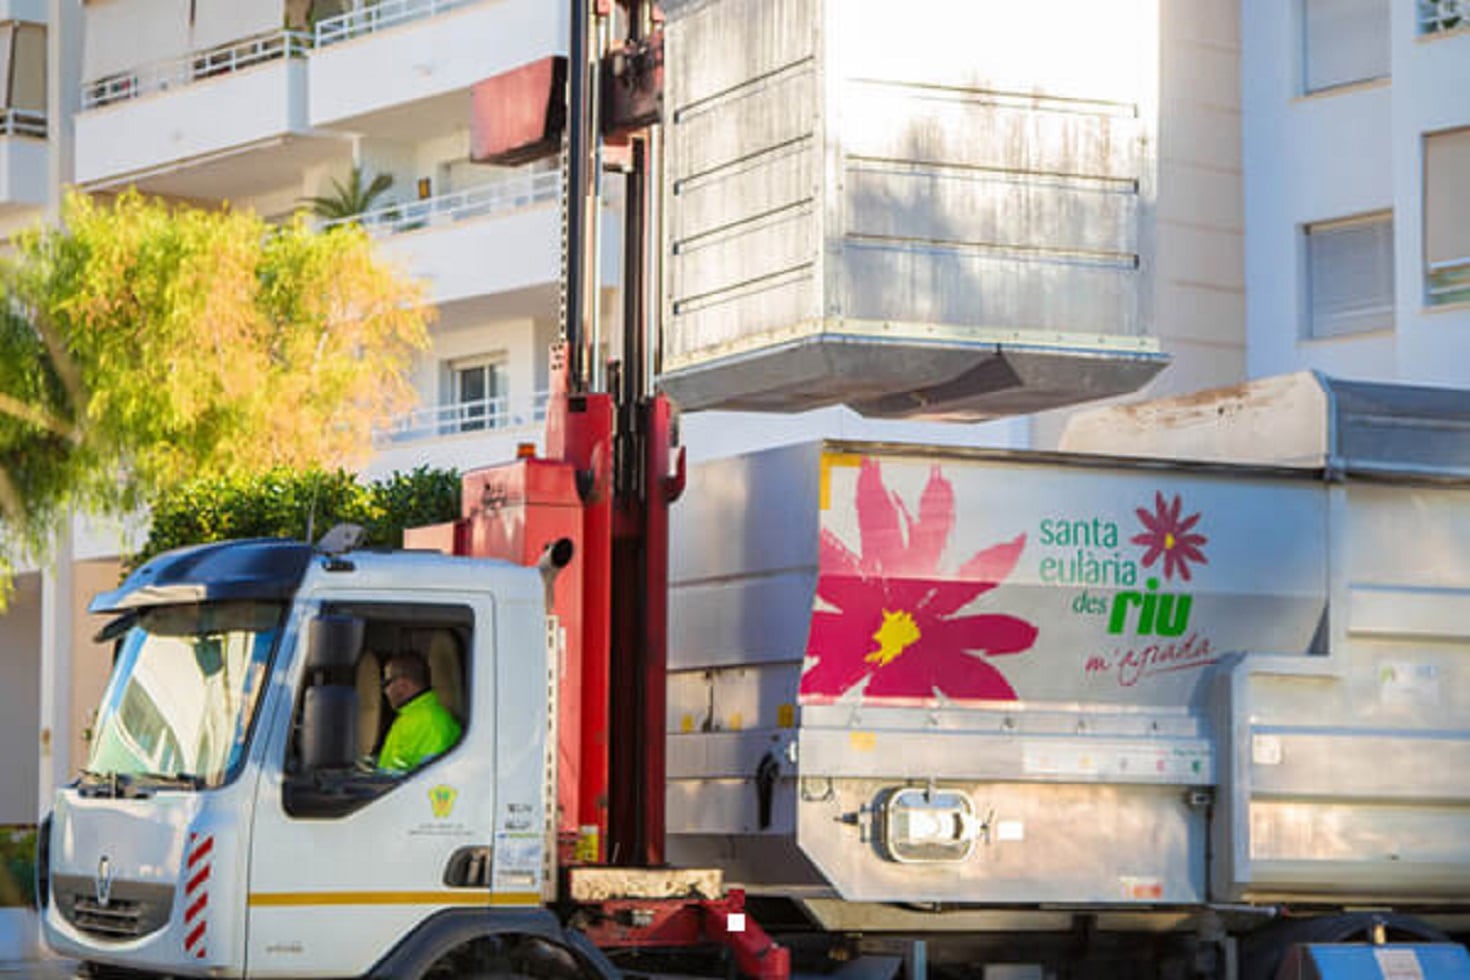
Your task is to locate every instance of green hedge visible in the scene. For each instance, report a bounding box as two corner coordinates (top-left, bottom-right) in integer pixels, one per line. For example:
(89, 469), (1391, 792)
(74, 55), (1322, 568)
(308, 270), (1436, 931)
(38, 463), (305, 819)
(134, 466), (461, 568)
(0, 826), (36, 908)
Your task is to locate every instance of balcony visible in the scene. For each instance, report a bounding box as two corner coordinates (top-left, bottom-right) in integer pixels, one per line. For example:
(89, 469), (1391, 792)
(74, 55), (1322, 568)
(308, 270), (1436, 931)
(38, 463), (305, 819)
(314, 0), (484, 48)
(330, 170), (564, 307)
(309, 0), (566, 141)
(1428, 257), (1470, 306)
(365, 391), (549, 477)
(0, 109), (47, 215)
(1419, 0), (1469, 34)
(373, 390), (549, 446)
(75, 30), (344, 198)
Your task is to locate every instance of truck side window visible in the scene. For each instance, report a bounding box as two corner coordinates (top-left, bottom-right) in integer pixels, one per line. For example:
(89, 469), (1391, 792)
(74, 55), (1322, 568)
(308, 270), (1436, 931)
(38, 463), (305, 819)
(283, 602), (472, 819)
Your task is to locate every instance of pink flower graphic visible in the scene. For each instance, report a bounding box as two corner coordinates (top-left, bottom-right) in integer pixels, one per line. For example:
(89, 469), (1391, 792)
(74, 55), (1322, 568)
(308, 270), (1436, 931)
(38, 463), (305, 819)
(1131, 491), (1208, 581)
(800, 459), (1038, 703)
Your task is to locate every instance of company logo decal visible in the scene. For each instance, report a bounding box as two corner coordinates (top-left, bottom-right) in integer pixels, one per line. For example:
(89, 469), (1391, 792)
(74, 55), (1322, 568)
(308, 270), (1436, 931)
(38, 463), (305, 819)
(1065, 491), (1216, 688)
(429, 785), (459, 819)
(94, 855), (112, 908)
(800, 459), (1038, 705)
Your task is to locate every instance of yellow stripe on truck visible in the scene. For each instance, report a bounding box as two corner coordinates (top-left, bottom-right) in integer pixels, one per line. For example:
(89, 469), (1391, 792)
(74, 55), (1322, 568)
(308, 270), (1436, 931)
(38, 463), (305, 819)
(248, 891), (541, 908)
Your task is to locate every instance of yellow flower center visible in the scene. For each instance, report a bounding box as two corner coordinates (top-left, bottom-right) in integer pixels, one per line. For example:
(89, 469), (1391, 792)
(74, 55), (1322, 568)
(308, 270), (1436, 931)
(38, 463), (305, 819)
(1164, 532), (1175, 550)
(865, 609), (922, 666)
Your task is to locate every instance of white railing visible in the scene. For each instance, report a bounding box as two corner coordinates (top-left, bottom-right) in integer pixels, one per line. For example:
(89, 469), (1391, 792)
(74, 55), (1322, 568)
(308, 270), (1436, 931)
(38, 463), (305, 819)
(315, 0), (484, 48)
(1419, 0), (1469, 33)
(82, 30), (312, 110)
(0, 109), (45, 139)
(321, 170), (562, 236)
(1428, 257), (1470, 305)
(374, 391), (550, 445)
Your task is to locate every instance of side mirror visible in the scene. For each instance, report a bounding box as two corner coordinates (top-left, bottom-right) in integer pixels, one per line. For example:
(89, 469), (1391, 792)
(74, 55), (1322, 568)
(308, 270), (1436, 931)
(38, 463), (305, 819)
(301, 685), (359, 771)
(307, 615), (364, 673)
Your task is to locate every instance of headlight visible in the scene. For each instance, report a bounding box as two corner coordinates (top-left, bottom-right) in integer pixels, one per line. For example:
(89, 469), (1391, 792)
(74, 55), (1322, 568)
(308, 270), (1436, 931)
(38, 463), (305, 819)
(879, 788), (984, 863)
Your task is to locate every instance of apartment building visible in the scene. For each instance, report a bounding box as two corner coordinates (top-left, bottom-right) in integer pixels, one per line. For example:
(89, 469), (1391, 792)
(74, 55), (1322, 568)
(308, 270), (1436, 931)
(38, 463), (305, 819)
(1243, 0), (1470, 381)
(0, 0), (1259, 962)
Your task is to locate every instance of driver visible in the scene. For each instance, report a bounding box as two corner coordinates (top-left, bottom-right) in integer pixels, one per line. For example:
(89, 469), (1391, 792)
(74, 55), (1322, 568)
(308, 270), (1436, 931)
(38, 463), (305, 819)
(377, 651), (462, 773)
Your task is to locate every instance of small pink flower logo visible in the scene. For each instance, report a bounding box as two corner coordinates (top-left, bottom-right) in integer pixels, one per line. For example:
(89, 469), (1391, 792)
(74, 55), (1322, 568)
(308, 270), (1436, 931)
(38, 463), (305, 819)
(1131, 491), (1208, 581)
(801, 459), (1037, 703)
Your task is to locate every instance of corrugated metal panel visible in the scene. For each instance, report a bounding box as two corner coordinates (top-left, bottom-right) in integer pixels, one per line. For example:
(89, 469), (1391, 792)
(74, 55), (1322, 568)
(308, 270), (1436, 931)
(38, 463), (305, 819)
(658, 0), (1167, 418)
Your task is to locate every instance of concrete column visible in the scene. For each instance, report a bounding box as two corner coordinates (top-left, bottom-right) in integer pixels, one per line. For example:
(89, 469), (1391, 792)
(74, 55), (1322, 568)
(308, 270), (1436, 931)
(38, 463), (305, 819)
(46, 0), (80, 216)
(37, 0), (82, 811)
(36, 526), (74, 815)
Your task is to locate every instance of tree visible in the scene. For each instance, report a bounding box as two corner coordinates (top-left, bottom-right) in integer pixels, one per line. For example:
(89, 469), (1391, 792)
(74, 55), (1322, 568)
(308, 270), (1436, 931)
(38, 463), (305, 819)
(301, 166), (396, 222)
(0, 189), (433, 599)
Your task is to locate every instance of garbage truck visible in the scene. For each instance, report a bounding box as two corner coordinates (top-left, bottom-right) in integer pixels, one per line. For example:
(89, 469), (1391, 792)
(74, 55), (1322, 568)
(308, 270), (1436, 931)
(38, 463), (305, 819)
(34, 0), (1470, 973)
(35, 371), (1470, 979)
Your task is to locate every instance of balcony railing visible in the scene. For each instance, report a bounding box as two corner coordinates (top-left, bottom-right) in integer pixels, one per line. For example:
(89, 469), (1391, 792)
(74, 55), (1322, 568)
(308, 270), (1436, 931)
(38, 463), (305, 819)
(322, 170), (561, 236)
(374, 391), (550, 445)
(1419, 0), (1469, 34)
(314, 0), (485, 48)
(0, 109), (45, 139)
(82, 30), (312, 110)
(1428, 257), (1470, 306)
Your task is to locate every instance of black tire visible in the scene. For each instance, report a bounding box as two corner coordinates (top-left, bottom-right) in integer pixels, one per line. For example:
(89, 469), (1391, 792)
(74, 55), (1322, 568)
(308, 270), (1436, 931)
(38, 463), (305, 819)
(420, 933), (590, 980)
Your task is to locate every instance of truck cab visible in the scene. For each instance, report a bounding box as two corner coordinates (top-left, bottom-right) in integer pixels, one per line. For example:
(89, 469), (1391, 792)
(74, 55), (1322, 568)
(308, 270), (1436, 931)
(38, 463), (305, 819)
(40, 537), (562, 978)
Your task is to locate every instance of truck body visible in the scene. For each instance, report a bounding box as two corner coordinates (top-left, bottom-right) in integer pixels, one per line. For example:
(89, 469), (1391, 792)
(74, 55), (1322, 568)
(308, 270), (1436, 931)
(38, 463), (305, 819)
(38, 372), (1470, 978)
(666, 378), (1470, 914)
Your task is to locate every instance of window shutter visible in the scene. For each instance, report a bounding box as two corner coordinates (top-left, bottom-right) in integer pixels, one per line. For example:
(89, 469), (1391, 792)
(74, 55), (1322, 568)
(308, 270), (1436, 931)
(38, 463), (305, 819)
(1425, 129), (1470, 267)
(190, 0), (282, 52)
(12, 24), (47, 113)
(1307, 216), (1394, 338)
(82, 0), (191, 82)
(1303, 0), (1390, 92)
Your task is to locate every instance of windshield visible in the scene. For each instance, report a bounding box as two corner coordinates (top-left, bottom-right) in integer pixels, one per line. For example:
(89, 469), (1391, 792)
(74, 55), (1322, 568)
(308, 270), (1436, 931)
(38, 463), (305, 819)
(86, 600), (284, 789)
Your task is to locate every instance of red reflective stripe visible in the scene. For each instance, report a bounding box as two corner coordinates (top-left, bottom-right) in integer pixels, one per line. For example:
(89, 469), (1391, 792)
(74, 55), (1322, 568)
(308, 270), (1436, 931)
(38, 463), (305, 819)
(184, 921), (206, 951)
(187, 865), (210, 895)
(188, 836), (214, 868)
(186, 891), (207, 923)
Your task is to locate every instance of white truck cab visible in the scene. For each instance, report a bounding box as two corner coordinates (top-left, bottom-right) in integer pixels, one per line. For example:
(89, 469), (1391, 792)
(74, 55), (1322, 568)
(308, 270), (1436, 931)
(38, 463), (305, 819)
(40, 537), (588, 979)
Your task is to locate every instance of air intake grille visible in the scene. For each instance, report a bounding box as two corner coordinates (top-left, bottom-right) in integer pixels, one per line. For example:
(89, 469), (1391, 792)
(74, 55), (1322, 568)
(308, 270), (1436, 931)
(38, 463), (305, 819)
(52, 875), (172, 941)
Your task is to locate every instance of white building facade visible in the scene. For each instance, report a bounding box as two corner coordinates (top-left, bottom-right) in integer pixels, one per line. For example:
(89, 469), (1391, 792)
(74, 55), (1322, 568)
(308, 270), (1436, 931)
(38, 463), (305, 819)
(1242, 0), (1470, 381)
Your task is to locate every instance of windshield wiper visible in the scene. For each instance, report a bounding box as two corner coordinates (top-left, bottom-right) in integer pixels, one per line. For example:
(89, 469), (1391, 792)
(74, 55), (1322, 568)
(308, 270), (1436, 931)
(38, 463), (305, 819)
(74, 770), (204, 797)
(133, 771), (206, 790)
(75, 770), (144, 799)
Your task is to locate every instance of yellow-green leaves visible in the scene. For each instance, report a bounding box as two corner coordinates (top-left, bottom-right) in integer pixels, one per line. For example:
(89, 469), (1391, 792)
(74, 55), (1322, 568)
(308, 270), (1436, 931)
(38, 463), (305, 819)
(0, 189), (433, 600)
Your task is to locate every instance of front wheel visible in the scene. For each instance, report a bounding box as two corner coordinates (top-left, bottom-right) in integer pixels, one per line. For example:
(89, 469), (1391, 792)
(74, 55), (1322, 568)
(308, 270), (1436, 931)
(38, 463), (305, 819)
(421, 933), (590, 980)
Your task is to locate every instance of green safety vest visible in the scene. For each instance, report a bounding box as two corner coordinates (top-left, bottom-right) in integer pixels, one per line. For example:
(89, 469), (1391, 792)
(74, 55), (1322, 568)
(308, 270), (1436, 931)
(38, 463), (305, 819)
(378, 690), (462, 773)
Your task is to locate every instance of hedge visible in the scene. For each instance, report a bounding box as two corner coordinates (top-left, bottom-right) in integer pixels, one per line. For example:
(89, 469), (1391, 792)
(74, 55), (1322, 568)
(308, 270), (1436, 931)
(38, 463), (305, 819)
(133, 466), (461, 568)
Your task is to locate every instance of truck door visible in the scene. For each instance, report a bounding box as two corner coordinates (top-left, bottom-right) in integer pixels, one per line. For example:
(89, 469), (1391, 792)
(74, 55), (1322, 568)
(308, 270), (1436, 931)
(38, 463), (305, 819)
(244, 597), (495, 979)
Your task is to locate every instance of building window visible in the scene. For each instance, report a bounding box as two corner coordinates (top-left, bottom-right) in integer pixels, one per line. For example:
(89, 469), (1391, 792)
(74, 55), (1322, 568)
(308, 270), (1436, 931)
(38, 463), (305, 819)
(451, 358), (505, 432)
(1418, 0), (1469, 35)
(0, 21), (46, 134)
(1305, 213), (1394, 338)
(1302, 0), (1389, 93)
(1425, 129), (1470, 306)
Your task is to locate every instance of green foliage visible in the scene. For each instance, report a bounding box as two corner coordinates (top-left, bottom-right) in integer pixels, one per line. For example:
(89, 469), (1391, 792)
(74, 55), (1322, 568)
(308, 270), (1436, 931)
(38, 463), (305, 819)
(0, 189), (433, 602)
(0, 826), (36, 908)
(301, 166), (396, 221)
(134, 466), (461, 568)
